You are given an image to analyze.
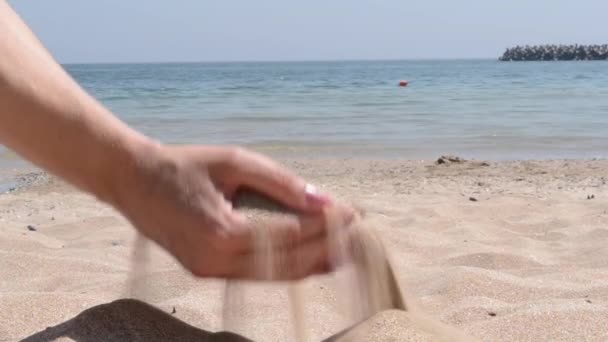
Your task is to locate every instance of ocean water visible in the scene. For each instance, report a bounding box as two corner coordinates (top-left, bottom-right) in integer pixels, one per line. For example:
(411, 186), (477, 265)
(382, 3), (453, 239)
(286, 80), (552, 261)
(2, 60), (608, 166)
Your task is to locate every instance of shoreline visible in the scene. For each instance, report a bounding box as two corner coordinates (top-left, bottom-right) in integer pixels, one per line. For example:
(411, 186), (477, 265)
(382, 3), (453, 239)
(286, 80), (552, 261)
(1, 156), (607, 194)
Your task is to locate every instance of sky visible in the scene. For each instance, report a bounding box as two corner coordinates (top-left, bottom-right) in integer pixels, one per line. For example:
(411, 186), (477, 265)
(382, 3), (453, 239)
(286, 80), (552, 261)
(8, 0), (608, 63)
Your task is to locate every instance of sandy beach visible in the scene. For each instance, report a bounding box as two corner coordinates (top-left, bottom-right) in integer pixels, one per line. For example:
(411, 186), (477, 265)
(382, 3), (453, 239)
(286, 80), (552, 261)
(1, 157), (607, 341)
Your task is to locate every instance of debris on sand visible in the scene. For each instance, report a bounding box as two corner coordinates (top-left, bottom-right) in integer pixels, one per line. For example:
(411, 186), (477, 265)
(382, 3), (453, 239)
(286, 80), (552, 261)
(27, 225), (37, 232)
(469, 197), (478, 202)
(436, 155), (490, 167)
(437, 155), (466, 165)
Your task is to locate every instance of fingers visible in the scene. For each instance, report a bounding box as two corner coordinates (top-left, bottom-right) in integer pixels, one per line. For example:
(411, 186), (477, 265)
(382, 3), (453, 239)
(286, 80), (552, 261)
(187, 216), (330, 280)
(225, 149), (331, 212)
(230, 233), (332, 281)
(217, 204), (356, 281)
(222, 203), (355, 254)
(221, 211), (329, 254)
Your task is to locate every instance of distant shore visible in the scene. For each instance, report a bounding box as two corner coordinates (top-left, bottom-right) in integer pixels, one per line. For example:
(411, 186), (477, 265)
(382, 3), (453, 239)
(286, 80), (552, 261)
(500, 44), (608, 61)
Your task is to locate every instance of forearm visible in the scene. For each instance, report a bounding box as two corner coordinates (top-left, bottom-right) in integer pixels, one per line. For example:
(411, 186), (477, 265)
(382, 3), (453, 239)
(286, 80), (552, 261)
(0, 1), (154, 202)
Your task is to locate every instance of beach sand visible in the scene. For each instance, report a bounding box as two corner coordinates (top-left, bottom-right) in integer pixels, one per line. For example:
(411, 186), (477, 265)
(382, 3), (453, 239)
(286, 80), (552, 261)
(1, 157), (608, 341)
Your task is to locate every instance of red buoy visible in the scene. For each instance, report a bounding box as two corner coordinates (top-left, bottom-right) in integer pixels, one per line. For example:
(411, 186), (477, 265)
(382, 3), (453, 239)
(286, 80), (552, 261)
(399, 80), (409, 87)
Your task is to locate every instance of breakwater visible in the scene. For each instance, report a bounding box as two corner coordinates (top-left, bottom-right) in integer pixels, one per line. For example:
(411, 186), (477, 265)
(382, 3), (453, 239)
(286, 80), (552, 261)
(500, 44), (608, 61)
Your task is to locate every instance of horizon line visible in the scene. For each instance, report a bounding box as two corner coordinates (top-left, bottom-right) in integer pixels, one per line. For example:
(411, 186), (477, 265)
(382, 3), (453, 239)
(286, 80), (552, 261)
(61, 57), (498, 66)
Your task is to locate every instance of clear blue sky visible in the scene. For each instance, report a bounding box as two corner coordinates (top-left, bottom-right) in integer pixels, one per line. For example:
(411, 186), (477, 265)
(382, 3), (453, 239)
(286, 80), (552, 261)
(8, 0), (608, 63)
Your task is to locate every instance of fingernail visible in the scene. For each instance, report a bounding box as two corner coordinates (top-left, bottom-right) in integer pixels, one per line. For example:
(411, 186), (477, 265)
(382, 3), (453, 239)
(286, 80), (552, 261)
(305, 184), (332, 207)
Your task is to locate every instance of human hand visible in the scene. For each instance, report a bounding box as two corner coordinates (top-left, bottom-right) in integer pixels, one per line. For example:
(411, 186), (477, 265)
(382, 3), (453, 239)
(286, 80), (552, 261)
(0, 0), (354, 281)
(110, 144), (354, 281)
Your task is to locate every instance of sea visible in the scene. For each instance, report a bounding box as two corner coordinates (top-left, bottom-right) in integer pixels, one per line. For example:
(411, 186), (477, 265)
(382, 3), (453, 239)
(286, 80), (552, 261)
(1, 60), (607, 172)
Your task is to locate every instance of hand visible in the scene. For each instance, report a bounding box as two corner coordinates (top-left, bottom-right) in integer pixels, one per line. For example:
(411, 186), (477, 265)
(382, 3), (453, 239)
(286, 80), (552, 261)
(0, 1), (356, 281)
(111, 144), (354, 281)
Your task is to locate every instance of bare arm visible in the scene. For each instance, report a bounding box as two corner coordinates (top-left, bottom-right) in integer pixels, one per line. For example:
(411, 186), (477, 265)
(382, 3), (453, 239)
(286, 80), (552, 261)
(0, 1), (352, 280)
(0, 0), (150, 202)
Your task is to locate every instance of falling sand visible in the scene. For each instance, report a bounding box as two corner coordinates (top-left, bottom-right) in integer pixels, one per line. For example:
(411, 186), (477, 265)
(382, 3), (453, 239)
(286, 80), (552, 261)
(125, 190), (477, 341)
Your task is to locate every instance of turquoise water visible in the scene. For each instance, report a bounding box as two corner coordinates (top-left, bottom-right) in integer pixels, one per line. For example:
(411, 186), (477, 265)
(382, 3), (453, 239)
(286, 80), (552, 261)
(3, 60), (608, 164)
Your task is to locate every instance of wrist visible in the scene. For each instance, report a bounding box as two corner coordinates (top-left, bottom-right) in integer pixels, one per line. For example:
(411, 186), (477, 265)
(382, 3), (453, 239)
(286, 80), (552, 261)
(92, 130), (163, 208)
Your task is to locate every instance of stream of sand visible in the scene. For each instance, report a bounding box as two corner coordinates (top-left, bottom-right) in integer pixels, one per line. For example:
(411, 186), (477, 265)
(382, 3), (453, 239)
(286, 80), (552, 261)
(127, 192), (476, 341)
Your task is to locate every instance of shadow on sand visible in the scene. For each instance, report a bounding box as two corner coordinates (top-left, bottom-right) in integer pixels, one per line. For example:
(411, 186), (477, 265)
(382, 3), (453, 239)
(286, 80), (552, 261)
(21, 299), (364, 342)
(22, 299), (252, 342)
